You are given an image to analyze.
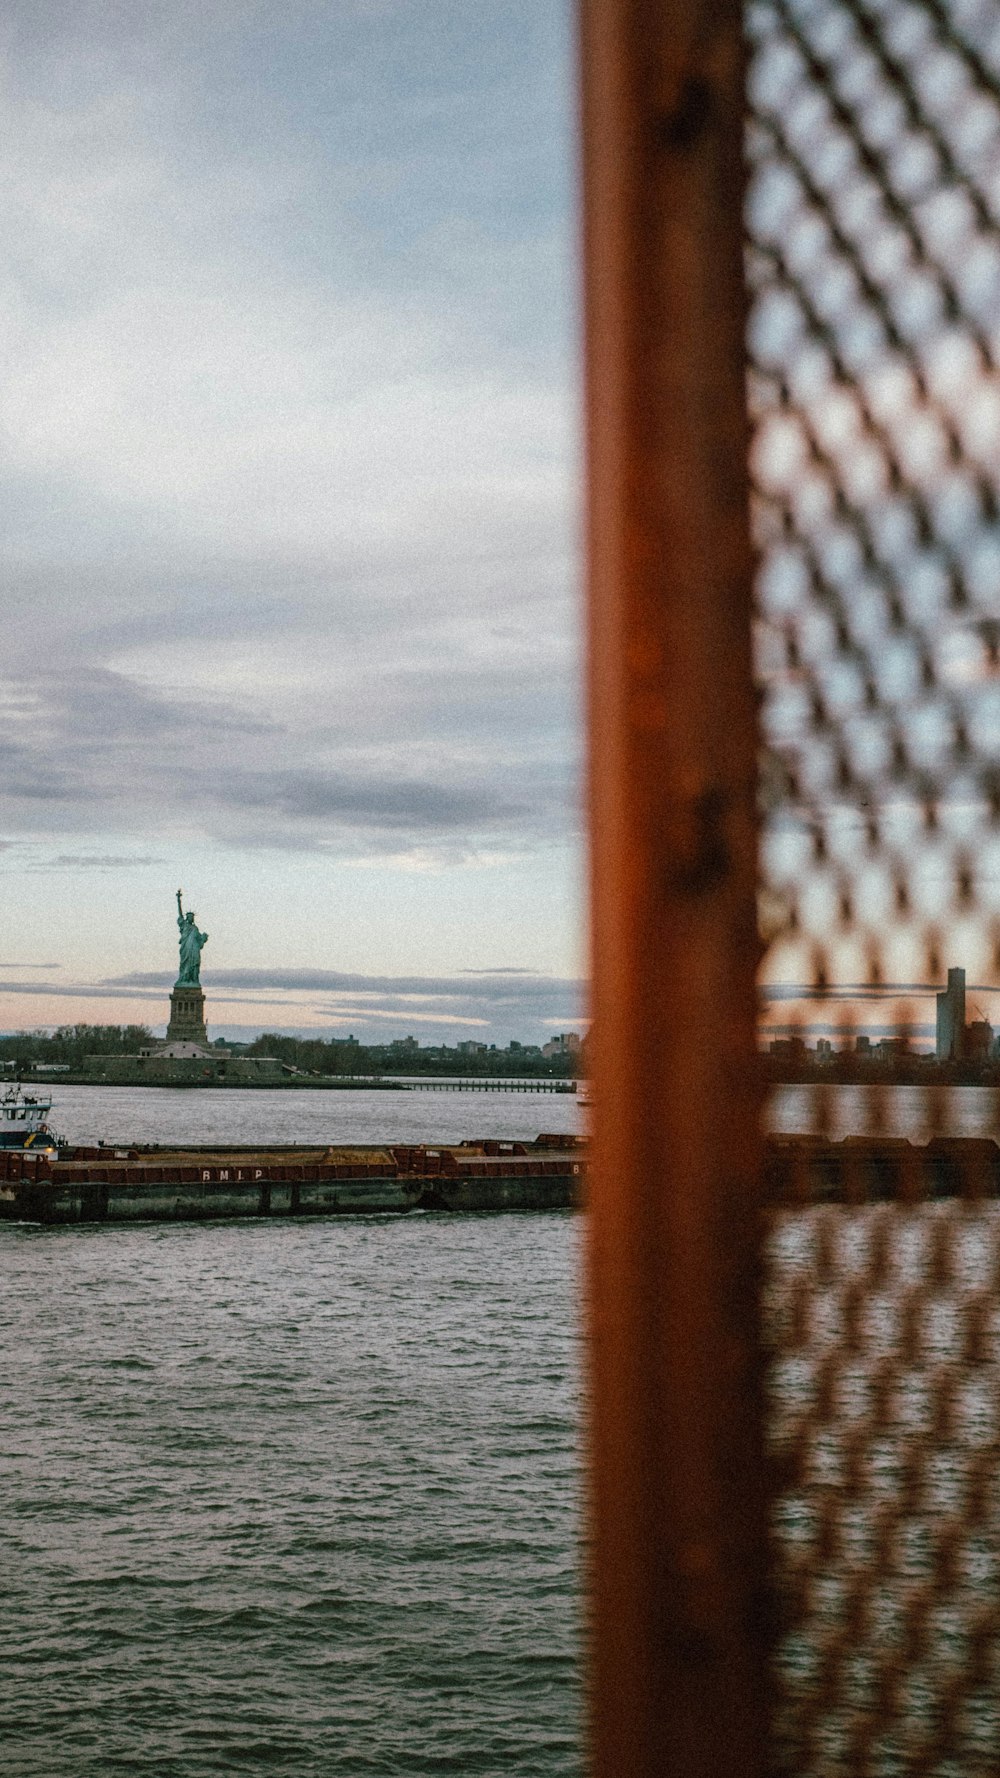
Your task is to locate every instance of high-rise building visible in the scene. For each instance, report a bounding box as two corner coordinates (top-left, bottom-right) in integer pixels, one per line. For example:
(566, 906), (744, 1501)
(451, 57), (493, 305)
(935, 967), (966, 1060)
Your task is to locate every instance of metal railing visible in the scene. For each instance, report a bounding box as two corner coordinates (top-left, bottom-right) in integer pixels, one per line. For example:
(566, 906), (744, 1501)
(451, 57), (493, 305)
(581, 1), (1000, 1772)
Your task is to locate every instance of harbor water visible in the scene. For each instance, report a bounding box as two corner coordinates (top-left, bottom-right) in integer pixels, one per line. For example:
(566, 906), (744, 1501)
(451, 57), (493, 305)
(2, 1088), (584, 1778)
(768, 1081), (1000, 1141)
(25, 1081), (584, 1151)
(19, 1077), (1000, 1155)
(6, 1082), (998, 1777)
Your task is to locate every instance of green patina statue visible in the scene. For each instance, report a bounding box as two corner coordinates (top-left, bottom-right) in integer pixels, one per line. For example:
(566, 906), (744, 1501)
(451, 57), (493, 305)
(175, 889), (208, 986)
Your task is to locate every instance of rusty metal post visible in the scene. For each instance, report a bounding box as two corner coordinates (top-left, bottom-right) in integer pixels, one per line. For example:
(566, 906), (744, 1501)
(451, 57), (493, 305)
(580, 3), (768, 1775)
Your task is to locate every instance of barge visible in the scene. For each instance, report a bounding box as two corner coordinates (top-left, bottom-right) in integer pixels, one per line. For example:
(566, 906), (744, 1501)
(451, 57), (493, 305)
(0, 1133), (585, 1225)
(4, 1128), (998, 1225)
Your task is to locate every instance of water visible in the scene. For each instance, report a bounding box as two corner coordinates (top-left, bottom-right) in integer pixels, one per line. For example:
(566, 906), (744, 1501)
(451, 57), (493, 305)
(32, 1083), (584, 1151)
(9, 1081), (993, 1777)
(1, 1085), (584, 1777)
(769, 1082), (1000, 1141)
(766, 1085), (1000, 1771)
(766, 1199), (1000, 1775)
(39, 1078), (1000, 1150)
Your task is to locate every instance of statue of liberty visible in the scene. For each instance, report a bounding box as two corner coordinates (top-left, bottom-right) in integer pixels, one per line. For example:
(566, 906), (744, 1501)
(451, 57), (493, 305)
(175, 890), (208, 986)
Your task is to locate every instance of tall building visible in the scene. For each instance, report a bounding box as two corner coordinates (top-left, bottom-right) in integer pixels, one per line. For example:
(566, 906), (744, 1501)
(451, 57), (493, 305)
(935, 967), (966, 1060)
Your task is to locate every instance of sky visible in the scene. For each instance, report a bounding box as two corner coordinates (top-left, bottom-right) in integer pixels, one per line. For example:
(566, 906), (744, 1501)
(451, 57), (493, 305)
(747, 0), (1000, 1045)
(0, 1), (584, 1045)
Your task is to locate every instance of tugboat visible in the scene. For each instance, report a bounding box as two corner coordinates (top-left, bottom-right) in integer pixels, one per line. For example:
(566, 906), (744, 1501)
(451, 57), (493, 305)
(0, 1084), (63, 1152)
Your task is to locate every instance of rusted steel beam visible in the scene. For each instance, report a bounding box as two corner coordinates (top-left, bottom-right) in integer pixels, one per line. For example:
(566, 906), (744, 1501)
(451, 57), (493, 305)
(579, 4), (769, 1775)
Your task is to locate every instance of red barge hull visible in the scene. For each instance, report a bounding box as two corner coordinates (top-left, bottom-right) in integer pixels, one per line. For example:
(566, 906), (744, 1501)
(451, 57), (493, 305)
(0, 1134), (586, 1225)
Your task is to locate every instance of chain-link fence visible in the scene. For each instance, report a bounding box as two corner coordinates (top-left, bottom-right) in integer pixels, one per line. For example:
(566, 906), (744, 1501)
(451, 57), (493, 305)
(747, 1), (1000, 1768)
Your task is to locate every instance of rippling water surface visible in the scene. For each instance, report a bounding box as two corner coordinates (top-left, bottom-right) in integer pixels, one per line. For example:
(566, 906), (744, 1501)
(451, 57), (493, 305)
(34, 1081), (584, 1151)
(14, 1080), (989, 1776)
(2, 1112), (583, 1778)
(769, 1081), (1000, 1140)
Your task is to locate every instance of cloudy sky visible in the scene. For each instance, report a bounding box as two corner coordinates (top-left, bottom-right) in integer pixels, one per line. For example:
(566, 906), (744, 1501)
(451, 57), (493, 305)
(0, 1), (584, 1044)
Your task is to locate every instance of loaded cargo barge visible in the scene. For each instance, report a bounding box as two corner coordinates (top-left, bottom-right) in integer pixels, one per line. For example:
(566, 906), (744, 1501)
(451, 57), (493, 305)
(3, 1130), (998, 1226)
(0, 1133), (585, 1225)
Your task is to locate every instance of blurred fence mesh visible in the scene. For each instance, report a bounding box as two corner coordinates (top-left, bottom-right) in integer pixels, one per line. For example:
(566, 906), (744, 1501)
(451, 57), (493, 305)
(746, 0), (1000, 1769)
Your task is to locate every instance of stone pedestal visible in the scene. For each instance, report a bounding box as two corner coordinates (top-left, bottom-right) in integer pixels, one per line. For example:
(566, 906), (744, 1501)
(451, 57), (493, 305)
(166, 983), (208, 1046)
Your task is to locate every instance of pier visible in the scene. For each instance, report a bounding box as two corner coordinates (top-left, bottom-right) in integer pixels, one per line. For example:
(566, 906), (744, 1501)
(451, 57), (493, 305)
(401, 1078), (577, 1094)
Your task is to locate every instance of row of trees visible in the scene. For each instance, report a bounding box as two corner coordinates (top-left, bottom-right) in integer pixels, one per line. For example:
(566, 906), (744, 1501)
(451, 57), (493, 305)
(0, 1025), (581, 1078)
(0, 1025), (154, 1071)
(243, 1033), (580, 1078)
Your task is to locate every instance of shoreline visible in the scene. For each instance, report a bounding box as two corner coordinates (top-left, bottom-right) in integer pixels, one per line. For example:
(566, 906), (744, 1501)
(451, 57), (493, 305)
(7, 1072), (579, 1093)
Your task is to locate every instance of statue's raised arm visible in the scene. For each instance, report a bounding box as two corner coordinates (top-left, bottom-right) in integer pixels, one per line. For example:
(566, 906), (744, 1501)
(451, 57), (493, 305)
(175, 889), (208, 987)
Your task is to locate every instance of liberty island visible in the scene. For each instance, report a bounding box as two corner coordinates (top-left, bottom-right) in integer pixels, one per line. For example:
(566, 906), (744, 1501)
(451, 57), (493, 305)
(68, 891), (285, 1083)
(8, 892), (579, 1091)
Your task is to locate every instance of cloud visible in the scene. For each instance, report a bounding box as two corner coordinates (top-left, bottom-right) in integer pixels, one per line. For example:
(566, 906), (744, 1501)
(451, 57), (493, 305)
(32, 853), (165, 870)
(107, 963), (583, 1011)
(0, 980), (165, 1001)
(761, 982), (1000, 1001)
(310, 1005), (490, 1029)
(217, 769), (529, 833)
(0, 653), (579, 855)
(0, 964), (585, 1044)
(460, 966), (540, 975)
(0, 9), (574, 580)
(0, 0), (581, 1010)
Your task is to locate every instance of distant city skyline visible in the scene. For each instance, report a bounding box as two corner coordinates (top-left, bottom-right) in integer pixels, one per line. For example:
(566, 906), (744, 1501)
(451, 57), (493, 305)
(760, 970), (1000, 1047)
